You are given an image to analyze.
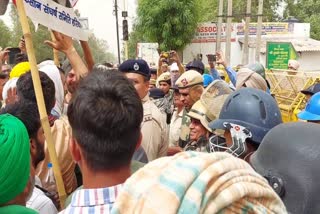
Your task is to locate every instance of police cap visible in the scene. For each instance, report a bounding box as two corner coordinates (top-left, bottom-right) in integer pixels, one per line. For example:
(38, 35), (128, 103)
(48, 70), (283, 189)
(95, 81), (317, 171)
(149, 88), (165, 99)
(301, 83), (320, 96)
(157, 72), (171, 84)
(176, 70), (203, 89)
(119, 59), (151, 80)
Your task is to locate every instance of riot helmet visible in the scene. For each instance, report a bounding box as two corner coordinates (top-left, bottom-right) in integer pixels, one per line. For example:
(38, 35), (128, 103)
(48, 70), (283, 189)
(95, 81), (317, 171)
(209, 88), (282, 157)
(251, 122), (320, 214)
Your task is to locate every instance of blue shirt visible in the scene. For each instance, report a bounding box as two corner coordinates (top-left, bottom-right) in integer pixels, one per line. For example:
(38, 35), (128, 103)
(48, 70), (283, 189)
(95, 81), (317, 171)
(210, 66), (237, 87)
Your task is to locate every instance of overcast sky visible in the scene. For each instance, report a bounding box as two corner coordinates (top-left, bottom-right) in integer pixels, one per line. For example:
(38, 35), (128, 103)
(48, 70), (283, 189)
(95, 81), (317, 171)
(74, 0), (137, 54)
(0, 0), (137, 55)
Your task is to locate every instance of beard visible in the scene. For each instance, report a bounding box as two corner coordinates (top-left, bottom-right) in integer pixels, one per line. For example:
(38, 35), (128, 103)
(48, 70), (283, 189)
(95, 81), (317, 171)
(34, 138), (45, 167)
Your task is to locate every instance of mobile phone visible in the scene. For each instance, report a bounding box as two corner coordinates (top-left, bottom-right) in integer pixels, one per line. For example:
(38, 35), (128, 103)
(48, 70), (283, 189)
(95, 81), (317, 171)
(8, 47), (21, 65)
(207, 54), (216, 62)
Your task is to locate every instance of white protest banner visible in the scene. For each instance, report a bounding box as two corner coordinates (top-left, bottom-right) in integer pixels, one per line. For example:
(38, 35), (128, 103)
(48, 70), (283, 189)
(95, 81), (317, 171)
(23, 0), (88, 41)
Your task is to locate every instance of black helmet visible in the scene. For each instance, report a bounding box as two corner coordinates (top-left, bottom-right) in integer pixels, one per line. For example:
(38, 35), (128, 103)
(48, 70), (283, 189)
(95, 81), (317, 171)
(186, 60), (205, 74)
(209, 88), (282, 144)
(251, 122), (320, 214)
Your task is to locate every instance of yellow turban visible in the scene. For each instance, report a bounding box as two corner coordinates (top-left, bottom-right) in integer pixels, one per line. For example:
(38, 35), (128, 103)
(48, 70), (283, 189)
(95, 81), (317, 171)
(9, 62), (30, 79)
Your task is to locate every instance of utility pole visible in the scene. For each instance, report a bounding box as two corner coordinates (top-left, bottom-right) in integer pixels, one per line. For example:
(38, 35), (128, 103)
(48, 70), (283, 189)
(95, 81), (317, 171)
(216, 0), (224, 52)
(115, 0), (121, 64)
(123, 0), (129, 60)
(242, 0), (251, 65)
(255, 0), (264, 61)
(225, 0), (233, 65)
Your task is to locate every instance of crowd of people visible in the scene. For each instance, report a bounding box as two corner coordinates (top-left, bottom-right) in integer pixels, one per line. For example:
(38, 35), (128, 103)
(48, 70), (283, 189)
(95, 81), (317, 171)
(1, 28), (320, 214)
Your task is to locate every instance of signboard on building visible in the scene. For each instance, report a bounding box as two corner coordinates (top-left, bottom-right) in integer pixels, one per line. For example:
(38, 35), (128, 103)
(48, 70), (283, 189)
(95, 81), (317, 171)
(237, 22), (291, 36)
(192, 23), (237, 43)
(192, 22), (295, 44)
(266, 42), (296, 69)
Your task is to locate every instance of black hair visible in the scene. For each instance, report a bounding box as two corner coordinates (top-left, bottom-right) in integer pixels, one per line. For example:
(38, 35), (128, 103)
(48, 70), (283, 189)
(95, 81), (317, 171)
(16, 71), (55, 114)
(159, 79), (171, 86)
(0, 101), (40, 139)
(67, 70), (143, 171)
(14, 53), (28, 65)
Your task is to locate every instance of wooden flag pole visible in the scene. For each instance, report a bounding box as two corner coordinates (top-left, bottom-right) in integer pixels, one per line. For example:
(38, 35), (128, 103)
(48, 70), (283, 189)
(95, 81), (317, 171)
(16, 0), (67, 208)
(51, 31), (60, 66)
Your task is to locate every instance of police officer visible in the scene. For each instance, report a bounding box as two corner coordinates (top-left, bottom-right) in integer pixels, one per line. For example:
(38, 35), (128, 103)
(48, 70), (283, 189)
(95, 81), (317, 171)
(176, 70), (204, 148)
(157, 72), (174, 123)
(149, 78), (156, 89)
(251, 122), (320, 214)
(208, 88), (282, 161)
(184, 100), (213, 152)
(119, 59), (168, 161)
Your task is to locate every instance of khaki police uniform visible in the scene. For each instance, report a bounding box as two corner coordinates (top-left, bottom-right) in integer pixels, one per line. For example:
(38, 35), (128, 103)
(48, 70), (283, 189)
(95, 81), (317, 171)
(184, 100), (214, 152)
(169, 108), (183, 147)
(119, 59), (169, 161)
(157, 72), (174, 116)
(141, 94), (168, 161)
(175, 70), (204, 148)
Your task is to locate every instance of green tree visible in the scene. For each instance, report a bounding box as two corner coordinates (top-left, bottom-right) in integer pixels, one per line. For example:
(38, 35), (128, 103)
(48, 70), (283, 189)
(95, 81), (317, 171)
(129, 0), (282, 57)
(0, 19), (13, 48)
(87, 34), (116, 63)
(136, 0), (201, 52)
(198, 0), (281, 23)
(9, 4), (52, 62)
(127, 23), (147, 59)
(283, 0), (320, 40)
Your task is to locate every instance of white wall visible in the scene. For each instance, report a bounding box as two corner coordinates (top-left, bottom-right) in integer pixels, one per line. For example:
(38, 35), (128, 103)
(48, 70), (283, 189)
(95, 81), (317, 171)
(183, 23), (313, 68)
(297, 52), (320, 71)
(183, 41), (243, 66)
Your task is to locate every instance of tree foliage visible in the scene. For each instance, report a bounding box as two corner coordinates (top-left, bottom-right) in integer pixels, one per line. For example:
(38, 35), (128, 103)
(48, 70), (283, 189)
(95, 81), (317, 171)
(128, 0), (282, 57)
(283, 0), (320, 40)
(198, 0), (281, 23)
(127, 23), (147, 59)
(0, 19), (12, 48)
(87, 34), (116, 63)
(136, 0), (201, 51)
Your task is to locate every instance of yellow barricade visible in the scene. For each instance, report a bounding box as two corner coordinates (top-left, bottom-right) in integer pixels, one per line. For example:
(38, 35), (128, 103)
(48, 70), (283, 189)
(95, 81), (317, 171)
(266, 69), (320, 122)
